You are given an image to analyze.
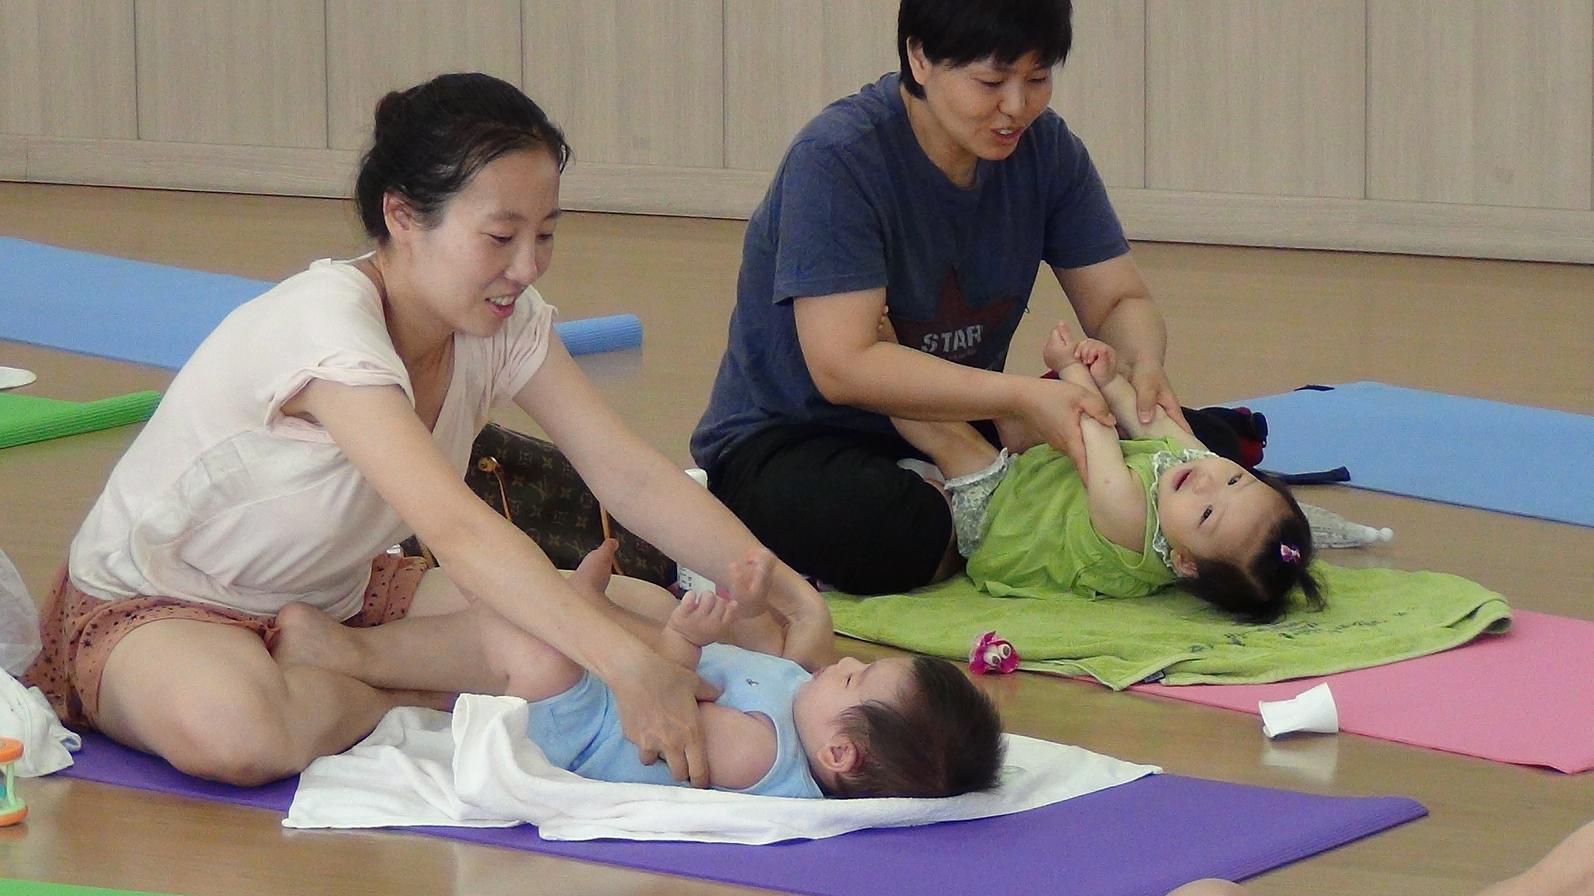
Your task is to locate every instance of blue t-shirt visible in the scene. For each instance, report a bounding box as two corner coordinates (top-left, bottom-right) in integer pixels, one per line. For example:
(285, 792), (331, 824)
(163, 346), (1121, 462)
(691, 72), (1129, 471)
(525, 644), (824, 799)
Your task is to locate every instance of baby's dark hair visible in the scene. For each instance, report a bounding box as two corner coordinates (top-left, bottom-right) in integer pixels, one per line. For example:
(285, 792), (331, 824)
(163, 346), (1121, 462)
(1178, 472), (1323, 623)
(355, 72), (571, 241)
(826, 656), (1004, 799)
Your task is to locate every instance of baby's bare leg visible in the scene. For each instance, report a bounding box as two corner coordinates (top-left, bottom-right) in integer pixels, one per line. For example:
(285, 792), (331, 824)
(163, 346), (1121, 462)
(891, 416), (1003, 481)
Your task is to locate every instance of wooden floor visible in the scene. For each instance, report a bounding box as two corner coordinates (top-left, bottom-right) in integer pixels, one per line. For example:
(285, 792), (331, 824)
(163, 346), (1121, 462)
(1, 181), (1591, 896)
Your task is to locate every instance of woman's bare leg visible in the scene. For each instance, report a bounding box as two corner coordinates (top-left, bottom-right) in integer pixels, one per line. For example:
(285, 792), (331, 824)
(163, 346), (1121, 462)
(94, 618), (419, 785)
(1478, 822), (1594, 896)
(1161, 821), (1594, 896)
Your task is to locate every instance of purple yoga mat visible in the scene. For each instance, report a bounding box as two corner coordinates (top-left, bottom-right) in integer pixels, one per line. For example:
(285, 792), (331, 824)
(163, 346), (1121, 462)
(60, 734), (1424, 896)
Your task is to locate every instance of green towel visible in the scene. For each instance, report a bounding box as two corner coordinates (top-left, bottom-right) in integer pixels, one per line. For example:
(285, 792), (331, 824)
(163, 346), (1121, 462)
(0, 882), (181, 896)
(827, 563), (1512, 690)
(0, 391), (161, 450)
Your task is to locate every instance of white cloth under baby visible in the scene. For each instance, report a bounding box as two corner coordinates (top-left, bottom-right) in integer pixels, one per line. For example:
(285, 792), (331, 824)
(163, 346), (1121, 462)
(285, 693), (1160, 844)
(0, 672), (81, 777)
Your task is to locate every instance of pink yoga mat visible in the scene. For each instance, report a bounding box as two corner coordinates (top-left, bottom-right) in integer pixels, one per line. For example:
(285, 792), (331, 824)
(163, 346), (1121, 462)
(1132, 611), (1594, 773)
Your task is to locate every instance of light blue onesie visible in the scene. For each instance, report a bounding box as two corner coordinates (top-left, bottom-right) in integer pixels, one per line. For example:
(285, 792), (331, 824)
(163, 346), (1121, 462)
(525, 643), (824, 798)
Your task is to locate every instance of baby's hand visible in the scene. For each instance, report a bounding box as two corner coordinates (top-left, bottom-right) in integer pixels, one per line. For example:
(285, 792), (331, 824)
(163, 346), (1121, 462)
(666, 589), (738, 648)
(1073, 338), (1117, 386)
(1041, 321), (1078, 372)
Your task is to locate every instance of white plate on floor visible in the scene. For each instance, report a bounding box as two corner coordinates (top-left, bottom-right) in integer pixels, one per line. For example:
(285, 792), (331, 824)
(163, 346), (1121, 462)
(0, 366), (38, 390)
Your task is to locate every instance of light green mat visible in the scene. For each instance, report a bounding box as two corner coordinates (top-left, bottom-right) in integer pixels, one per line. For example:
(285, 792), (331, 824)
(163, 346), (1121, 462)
(0, 391), (161, 450)
(0, 882), (180, 896)
(827, 563), (1512, 690)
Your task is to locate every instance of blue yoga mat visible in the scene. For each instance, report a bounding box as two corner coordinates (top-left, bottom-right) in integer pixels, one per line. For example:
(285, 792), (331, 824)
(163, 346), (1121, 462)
(61, 733), (1424, 896)
(1239, 382), (1594, 528)
(0, 237), (641, 368)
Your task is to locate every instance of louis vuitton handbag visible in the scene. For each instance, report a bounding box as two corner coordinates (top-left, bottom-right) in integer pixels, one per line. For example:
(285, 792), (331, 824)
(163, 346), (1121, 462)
(405, 422), (677, 587)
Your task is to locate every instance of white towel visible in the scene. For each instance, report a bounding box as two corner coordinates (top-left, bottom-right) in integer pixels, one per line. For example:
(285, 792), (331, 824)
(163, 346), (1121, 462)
(286, 693), (1159, 844)
(0, 672), (80, 777)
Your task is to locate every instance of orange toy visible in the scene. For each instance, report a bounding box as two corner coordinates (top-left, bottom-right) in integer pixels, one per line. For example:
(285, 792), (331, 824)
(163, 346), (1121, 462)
(0, 736), (27, 826)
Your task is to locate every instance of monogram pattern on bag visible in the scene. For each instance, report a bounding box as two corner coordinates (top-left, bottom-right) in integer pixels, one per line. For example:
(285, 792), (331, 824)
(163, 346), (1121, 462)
(409, 423), (677, 587)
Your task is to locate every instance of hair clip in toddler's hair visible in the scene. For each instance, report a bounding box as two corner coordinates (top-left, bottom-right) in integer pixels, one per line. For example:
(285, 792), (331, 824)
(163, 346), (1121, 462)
(969, 631), (1020, 675)
(1280, 543), (1302, 565)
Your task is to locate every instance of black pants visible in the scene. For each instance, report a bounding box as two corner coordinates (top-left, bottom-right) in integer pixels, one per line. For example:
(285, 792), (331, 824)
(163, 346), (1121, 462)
(709, 409), (1245, 595)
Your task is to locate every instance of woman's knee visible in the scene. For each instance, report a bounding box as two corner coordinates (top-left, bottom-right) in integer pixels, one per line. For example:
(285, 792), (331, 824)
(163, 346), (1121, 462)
(159, 691), (300, 785)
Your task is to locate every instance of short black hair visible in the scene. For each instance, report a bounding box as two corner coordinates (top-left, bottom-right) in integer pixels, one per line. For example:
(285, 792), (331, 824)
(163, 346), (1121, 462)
(355, 72), (571, 242)
(827, 656), (1005, 799)
(897, 0), (1073, 98)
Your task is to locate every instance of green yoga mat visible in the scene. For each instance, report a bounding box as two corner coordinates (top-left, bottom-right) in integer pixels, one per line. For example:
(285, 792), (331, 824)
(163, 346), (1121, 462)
(0, 391), (162, 450)
(828, 563), (1512, 690)
(0, 882), (180, 896)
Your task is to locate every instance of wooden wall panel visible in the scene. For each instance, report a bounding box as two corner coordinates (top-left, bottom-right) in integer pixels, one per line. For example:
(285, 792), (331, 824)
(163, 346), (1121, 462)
(723, 0), (897, 172)
(523, 0), (722, 168)
(134, 0), (327, 147)
(1052, 0), (1145, 189)
(1367, 0), (1593, 210)
(0, 0), (136, 138)
(326, 0), (523, 152)
(0, 134), (24, 178)
(1146, 0), (1365, 198)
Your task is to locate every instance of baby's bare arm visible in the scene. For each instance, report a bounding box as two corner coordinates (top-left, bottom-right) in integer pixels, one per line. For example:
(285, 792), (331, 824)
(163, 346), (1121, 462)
(1097, 374), (1206, 452)
(658, 590), (738, 670)
(699, 702), (779, 791)
(1049, 341), (1151, 550)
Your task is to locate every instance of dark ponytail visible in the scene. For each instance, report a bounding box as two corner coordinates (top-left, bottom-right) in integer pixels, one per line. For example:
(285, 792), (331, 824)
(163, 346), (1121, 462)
(354, 72), (571, 241)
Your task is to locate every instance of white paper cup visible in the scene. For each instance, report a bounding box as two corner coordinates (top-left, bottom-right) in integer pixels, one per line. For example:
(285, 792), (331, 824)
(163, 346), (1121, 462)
(1258, 683), (1339, 738)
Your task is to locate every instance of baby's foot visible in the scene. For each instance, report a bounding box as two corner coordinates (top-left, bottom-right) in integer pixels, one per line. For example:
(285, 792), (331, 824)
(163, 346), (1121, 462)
(569, 538), (617, 601)
(666, 589), (738, 647)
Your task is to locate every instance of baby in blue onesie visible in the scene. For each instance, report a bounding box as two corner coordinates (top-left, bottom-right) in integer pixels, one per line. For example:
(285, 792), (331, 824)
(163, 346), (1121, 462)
(515, 588), (1005, 799)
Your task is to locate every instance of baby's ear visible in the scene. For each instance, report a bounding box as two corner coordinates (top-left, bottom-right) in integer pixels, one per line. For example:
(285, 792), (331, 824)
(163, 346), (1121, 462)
(819, 735), (862, 776)
(1171, 548), (1198, 578)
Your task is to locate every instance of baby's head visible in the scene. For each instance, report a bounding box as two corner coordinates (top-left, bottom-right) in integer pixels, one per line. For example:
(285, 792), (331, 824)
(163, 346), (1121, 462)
(1156, 455), (1322, 622)
(792, 655), (1005, 799)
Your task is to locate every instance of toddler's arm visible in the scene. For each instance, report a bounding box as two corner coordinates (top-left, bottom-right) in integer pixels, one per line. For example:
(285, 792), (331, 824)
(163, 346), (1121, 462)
(1094, 370), (1206, 453)
(1048, 325), (1152, 551)
(1054, 319), (1207, 454)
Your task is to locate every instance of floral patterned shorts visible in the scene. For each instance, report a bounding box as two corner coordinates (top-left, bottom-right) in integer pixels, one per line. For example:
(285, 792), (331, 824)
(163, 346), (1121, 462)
(23, 554), (428, 730)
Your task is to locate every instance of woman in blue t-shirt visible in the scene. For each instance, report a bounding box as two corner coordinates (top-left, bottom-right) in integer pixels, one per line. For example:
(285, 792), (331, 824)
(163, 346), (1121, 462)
(693, 0), (1194, 594)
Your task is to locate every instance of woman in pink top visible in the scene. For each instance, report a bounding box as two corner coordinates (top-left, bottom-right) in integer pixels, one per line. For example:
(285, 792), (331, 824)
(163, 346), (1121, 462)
(27, 72), (829, 787)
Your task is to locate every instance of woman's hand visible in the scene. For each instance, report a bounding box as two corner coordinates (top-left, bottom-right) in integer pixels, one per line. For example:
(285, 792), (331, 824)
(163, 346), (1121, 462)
(1000, 377), (1114, 475)
(607, 643), (721, 787)
(1121, 358), (1190, 432)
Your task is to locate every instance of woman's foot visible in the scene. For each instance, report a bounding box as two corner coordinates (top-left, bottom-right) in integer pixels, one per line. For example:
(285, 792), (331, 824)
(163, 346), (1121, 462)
(271, 601), (367, 677)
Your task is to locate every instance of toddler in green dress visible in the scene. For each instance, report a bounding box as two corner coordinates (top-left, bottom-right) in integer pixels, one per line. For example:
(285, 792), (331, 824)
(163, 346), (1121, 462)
(890, 323), (1321, 623)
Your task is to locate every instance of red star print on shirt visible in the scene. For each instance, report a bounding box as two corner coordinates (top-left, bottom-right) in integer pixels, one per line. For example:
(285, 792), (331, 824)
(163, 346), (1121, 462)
(888, 270), (1022, 368)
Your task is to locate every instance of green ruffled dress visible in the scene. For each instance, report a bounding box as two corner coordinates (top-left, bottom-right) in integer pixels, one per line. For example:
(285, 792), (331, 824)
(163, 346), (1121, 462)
(965, 437), (1191, 600)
